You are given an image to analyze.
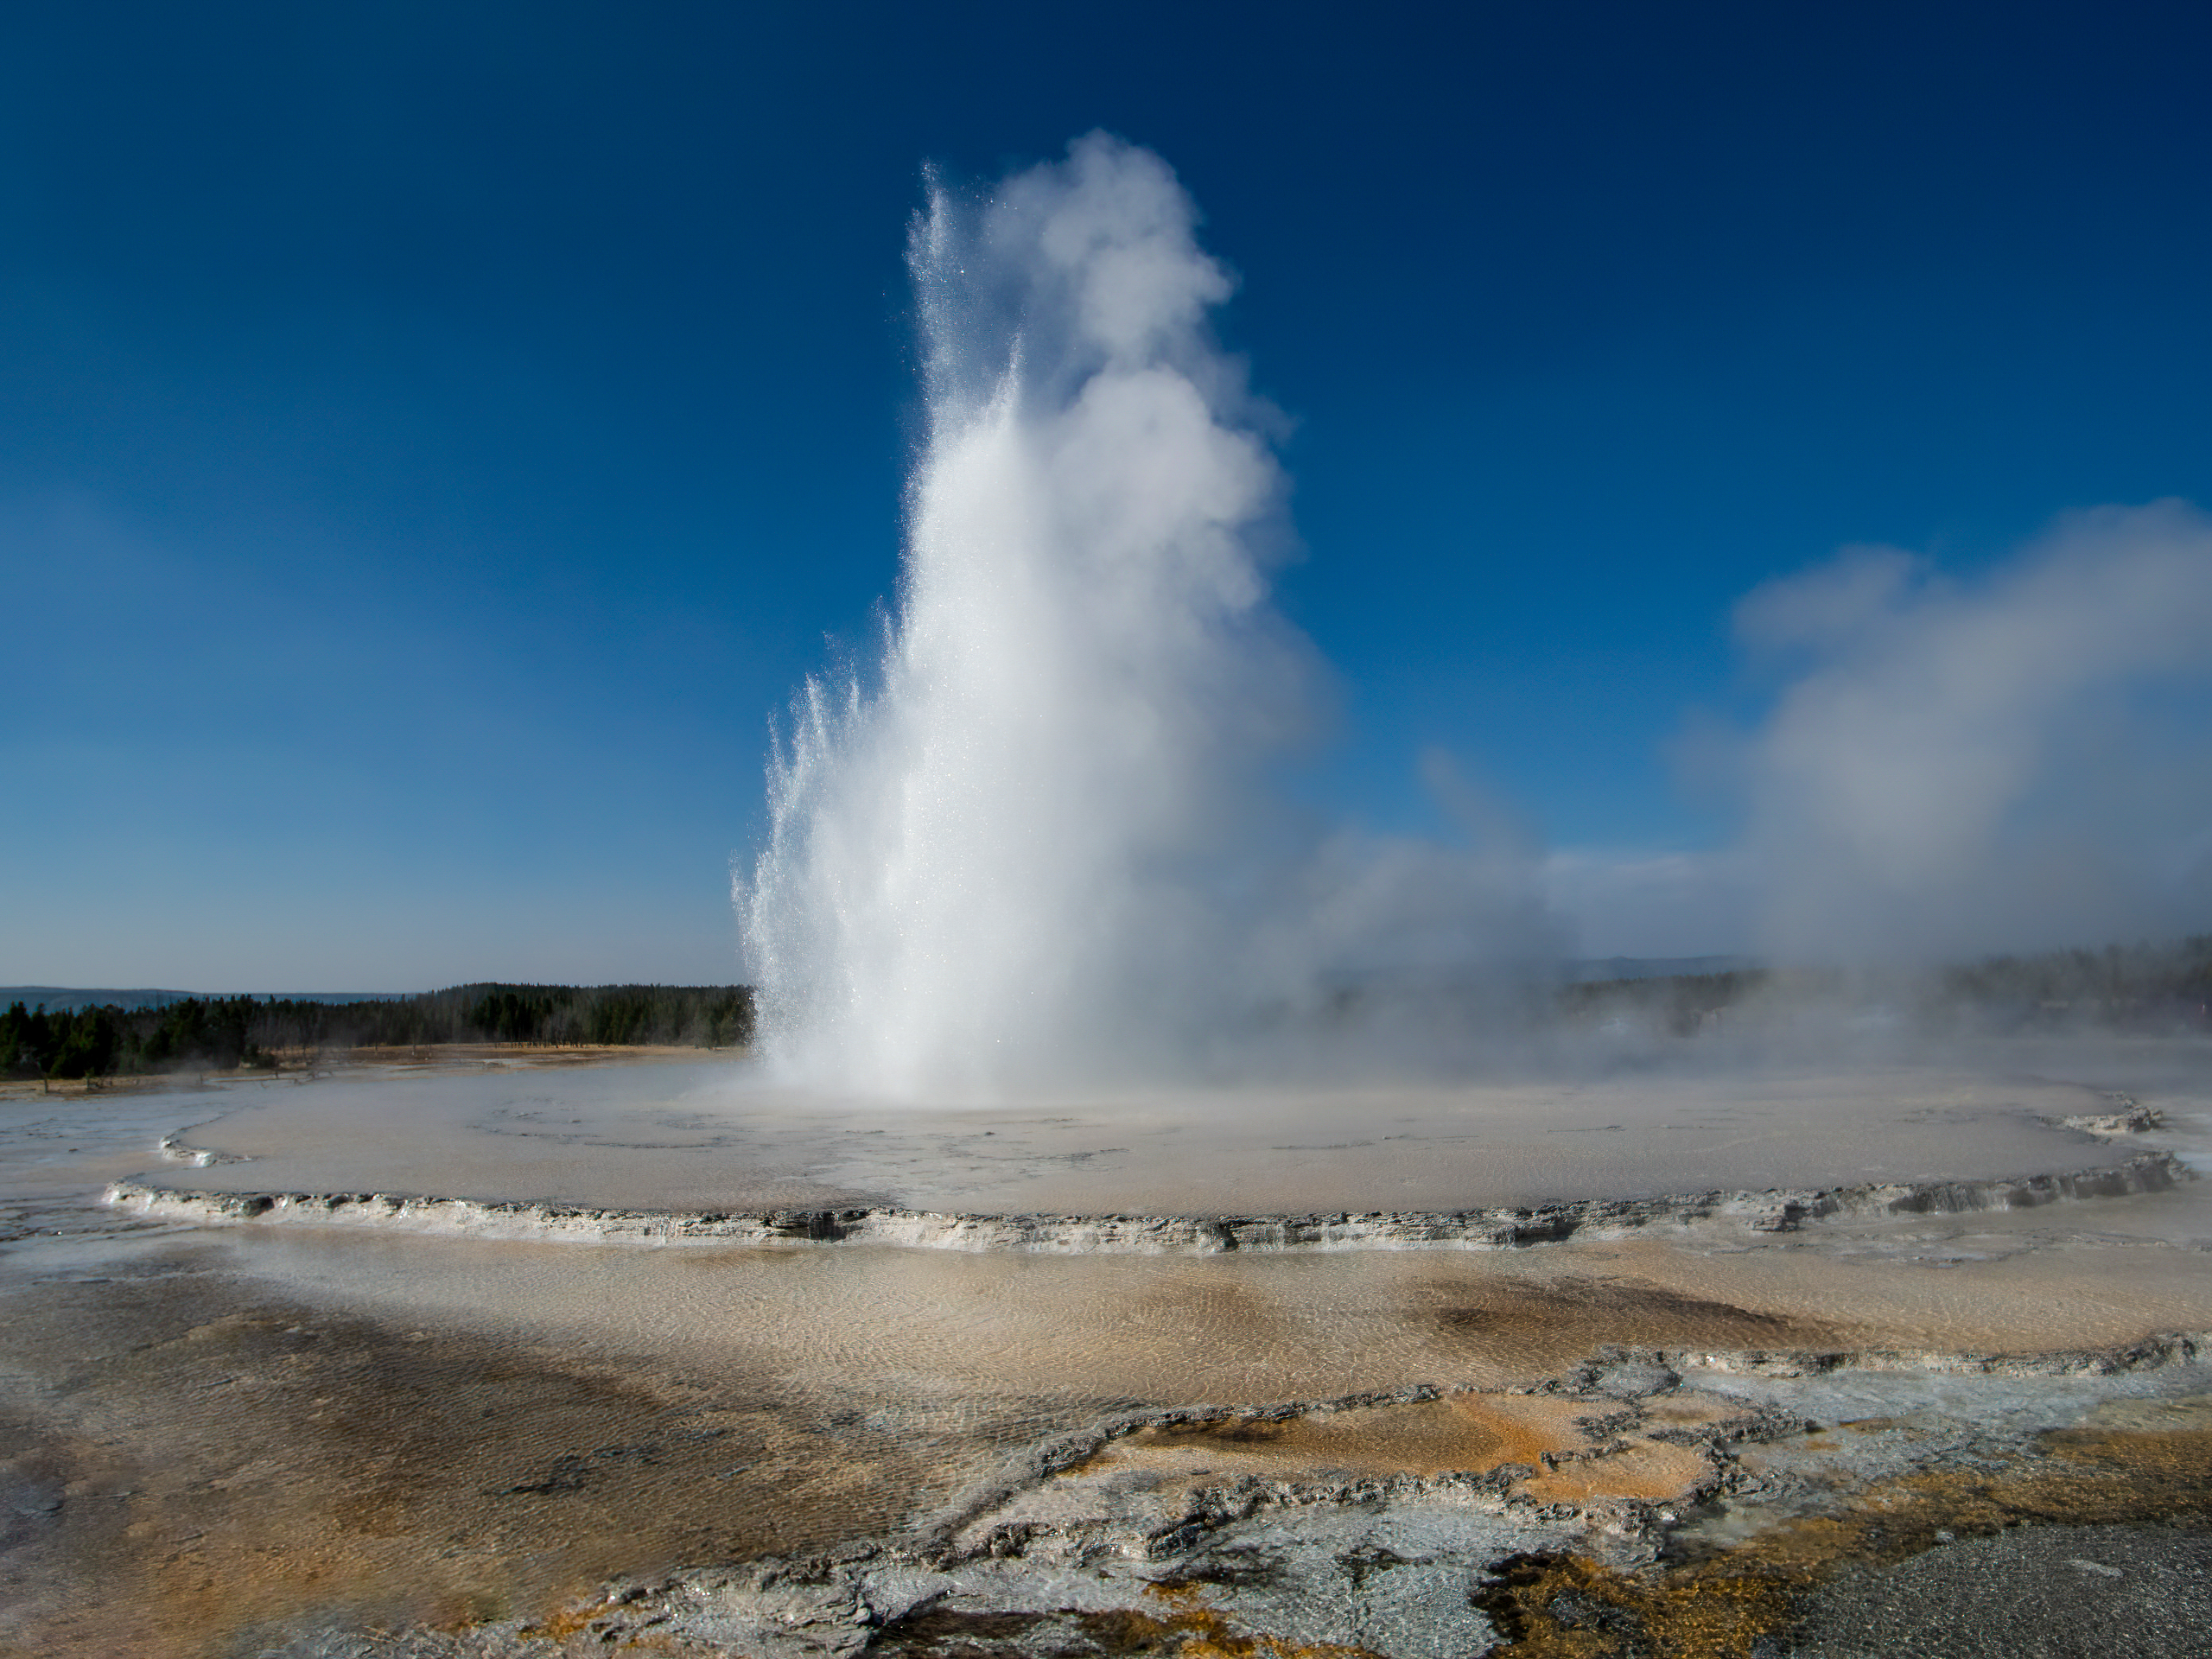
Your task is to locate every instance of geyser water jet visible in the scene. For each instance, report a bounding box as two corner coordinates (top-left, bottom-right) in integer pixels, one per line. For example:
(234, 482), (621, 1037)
(741, 135), (1557, 1097)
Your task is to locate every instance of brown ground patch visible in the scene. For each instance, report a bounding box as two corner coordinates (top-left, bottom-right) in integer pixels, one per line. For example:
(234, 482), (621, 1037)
(1425, 1274), (1838, 1361)
(1474, 1553), (1793, 1659)
(0, 1263), (1052, 1659)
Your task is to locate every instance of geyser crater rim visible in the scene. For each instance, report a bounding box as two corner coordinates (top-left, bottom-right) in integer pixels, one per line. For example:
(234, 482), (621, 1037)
(105, 1147), (2191, 1253)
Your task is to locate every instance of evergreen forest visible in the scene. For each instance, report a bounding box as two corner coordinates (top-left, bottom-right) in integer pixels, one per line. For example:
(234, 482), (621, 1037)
(0, 983), (754, 1082)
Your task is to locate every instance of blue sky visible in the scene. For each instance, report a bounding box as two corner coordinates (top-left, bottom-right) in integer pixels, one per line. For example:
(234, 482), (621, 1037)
(4, 0), (2209, 989)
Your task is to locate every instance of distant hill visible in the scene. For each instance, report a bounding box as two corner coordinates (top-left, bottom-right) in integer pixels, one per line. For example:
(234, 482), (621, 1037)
(0, 988), (410, 1014)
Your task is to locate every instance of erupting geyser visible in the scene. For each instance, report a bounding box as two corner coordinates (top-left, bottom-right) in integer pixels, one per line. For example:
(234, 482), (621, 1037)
(739, 134), (1554, 1098)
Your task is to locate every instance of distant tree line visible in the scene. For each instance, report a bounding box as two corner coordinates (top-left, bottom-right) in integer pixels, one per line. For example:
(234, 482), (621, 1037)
(1557, 969), (1771, 1035)
(0, 983), (754, 1082)
(1933, 936), (2212, 1030)
(1557, 936), (2212, 1035)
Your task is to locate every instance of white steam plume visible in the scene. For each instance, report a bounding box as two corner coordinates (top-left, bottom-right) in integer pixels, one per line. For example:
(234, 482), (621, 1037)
(740, 134), (1559, 1097)
(1731, 499), (2212, 962)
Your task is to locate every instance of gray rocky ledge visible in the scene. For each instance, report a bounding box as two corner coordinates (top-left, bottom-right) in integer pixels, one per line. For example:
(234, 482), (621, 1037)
(104, 1147), (2192, 1253)
(2056, 1092), (2167, 1135)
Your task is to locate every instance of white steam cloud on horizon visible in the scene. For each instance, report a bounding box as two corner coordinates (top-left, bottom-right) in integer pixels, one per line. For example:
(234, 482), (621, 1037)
(1560, 501), (2212, 965)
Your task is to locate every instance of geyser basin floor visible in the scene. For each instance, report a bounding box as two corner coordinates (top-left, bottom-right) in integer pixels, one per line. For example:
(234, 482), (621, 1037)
(5, 1044), (2212, 1656)
(10, 1217), (2212, 1658)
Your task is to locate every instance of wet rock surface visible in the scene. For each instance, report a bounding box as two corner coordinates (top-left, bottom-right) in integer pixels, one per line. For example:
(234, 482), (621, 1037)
(1789, 1523), (2212, 1657)
(2054, 1091), (2167, 1136)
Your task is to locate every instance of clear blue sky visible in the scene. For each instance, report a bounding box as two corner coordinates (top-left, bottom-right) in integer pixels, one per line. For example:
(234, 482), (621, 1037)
(4, 0), (2209, 989)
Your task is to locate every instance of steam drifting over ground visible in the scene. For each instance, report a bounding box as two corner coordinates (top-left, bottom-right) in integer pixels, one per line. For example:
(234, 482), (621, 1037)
(1731, 501), (2212, 961)
(739, 136), (1559, 1098)
(1572, 504), (2212, 963)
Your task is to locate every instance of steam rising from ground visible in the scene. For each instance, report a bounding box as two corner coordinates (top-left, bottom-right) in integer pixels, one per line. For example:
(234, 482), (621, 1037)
(1732, 502), (2212, 962)
(1549, 505), (2212, 967)
(741, 136), (1556, 1097)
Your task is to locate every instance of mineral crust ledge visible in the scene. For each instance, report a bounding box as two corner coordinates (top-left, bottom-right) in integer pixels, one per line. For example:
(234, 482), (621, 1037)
(105, 1147), (2191, 1253)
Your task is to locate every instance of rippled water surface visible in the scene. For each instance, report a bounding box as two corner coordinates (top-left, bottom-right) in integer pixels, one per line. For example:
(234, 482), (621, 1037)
(115, 1051), (2154, 1212)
